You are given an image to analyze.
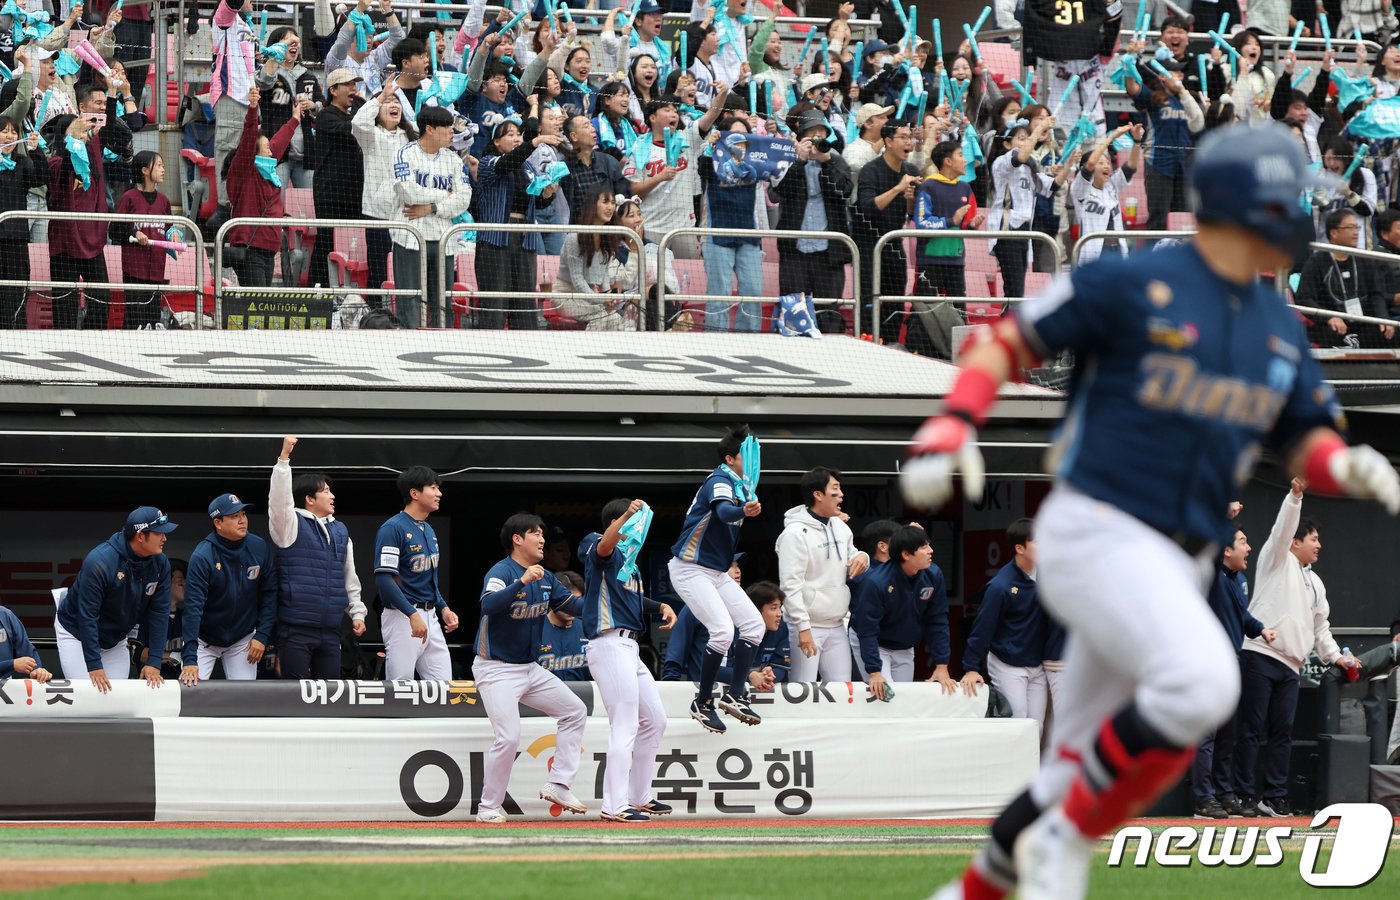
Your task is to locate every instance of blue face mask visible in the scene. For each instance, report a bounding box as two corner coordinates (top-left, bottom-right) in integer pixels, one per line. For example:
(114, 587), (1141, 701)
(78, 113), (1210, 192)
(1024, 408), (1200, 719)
(253, 154), (283, 187)
(65, 134), (91, 190)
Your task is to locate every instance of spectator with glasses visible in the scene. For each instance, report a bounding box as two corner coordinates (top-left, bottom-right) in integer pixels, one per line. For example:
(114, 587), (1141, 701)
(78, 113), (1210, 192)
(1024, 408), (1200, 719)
(854, 121), (921, 344)
(1294, 208), (1396, 347)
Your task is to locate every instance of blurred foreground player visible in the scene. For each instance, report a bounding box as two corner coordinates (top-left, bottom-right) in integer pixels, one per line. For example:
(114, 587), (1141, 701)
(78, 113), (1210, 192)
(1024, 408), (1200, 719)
(907, 122), (1400, 900)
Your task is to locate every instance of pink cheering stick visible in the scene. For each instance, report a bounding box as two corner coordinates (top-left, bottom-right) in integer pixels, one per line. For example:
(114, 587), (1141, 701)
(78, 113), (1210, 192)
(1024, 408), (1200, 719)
(130, 236), (188, 253)
(73, 40), (111, 76)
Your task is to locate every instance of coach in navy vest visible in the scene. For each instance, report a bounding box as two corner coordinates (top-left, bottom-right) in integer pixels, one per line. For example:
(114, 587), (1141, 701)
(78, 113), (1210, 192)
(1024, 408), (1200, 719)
(267, 436), (366, 679)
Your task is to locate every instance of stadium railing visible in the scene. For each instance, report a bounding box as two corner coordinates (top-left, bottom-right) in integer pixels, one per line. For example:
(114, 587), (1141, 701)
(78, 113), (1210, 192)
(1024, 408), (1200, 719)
(434, 222), (647, 330)
(1068, 229), (1192, 265)
(212, 217), (429, 324)
(0, 210), (206, 327)
(870, 228), (1063, 337)
(655, 227), (863, 335)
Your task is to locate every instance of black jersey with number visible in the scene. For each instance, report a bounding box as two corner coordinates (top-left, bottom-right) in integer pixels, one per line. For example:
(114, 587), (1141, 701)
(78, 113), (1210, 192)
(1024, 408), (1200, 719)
(1025, 0), (1123, 62)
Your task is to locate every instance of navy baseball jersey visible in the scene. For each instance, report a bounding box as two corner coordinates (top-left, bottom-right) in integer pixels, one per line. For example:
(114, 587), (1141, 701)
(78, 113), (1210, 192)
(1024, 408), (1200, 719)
(852, 560), (951, 675)
(962, 562), (1048, 671)
(1019, 243), (1344, 546)
(670, 467), (747, 571)
(374, 512), (443, 614)
(475, 557), (583, 664)
(0, 605), (41, 678)
(579, 531), (660, 638)
(537, 616), (591, 680)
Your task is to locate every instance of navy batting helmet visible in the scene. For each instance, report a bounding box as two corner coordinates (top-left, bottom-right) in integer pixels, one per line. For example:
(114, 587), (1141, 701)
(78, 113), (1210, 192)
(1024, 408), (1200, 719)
(1189, 122), (1324, 263)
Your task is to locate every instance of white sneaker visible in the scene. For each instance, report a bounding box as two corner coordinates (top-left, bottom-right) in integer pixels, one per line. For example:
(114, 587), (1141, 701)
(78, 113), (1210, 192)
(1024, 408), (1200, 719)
(1014, 808), (1094, 900)
(540, 782), (588, 814)
(476, 807), (507, 824)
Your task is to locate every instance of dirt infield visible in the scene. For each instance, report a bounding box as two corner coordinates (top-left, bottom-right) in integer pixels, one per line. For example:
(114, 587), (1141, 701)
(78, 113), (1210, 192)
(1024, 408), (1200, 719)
(1, 861), (209, 893)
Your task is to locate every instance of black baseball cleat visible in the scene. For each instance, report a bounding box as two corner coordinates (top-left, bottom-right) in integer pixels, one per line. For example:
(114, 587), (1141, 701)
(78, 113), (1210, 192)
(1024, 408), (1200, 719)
(717, 690), (761, 725)
(1256, 797), (1292, 818)
(601, 808), (651, 823)
(639, 799), (673, 816)
(1193, 800), (1228, 820)
(690, 698), (726, 733)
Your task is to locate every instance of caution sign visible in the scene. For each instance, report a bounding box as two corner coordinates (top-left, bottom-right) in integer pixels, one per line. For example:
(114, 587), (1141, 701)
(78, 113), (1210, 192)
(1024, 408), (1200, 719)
(222, 292), (335, 330)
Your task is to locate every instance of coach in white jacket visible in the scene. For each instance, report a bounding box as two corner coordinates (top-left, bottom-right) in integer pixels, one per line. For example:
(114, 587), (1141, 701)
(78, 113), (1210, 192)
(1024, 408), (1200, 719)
(391, 105), (474, 328)
(776, 467), (869, 682)
(1234, 479), (1358, 817)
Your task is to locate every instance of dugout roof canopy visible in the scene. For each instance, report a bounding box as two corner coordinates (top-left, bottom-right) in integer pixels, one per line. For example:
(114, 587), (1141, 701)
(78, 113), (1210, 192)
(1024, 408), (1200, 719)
(0, 331), (1063, 479)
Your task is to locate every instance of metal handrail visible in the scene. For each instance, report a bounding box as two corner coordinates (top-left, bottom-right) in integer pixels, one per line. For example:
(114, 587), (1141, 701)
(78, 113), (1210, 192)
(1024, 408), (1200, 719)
(434, 222), (646, 330)
(656, 227), (862, 335)
(0, 209), (206, 326)
(871, 229), (1062, 333)
(212, 217), (428, 325)
(1069, 228), (1192, 265)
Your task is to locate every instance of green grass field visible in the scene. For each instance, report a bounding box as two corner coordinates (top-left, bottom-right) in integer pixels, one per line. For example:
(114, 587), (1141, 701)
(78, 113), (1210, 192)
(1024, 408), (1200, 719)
(0, 822), (1394, 898)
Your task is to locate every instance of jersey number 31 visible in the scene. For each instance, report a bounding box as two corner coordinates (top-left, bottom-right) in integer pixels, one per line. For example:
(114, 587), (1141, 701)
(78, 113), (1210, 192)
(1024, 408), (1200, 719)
(1054, 0), (1086, 24)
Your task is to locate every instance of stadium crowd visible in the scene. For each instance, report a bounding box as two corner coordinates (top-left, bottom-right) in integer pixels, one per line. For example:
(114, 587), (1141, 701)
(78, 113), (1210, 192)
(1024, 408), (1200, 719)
(1, 0), (1400, 344)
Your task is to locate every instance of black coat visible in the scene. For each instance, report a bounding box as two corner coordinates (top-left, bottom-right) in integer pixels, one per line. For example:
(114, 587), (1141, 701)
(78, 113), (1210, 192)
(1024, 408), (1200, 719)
(0, 150), (48, 240)
(307, 99), (365, 218)
(772, 153), (853, 264)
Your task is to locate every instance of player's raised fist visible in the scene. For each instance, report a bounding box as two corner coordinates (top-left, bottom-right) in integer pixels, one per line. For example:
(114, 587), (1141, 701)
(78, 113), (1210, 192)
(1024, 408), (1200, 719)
(281, 436), (298, 459)
(521, 564), (545, 584)
(902, 416), (985, 510)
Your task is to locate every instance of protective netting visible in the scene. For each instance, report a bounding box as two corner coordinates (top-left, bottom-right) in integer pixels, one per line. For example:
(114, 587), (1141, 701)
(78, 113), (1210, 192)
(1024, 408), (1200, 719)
(0, 0), (1393, 361)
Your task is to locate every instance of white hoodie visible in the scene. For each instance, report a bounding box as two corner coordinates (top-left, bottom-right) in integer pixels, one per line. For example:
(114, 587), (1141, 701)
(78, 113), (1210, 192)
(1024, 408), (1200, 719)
(1243, 490), (1341, 673)
(776, 505), (867, 632)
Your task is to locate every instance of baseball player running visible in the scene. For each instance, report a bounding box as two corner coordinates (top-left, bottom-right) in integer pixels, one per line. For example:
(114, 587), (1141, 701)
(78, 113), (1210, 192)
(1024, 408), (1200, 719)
(473, 513), (589, 823)
(581, 498), (678, 822)
(907, 122), (1400, 900)
(375, 467), (459, 680)
(179, 493), (278, 685)
(667, 425), (766, 733)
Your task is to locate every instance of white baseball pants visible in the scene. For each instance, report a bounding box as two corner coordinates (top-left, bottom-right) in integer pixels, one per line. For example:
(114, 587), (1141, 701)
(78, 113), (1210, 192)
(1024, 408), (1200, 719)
(787, 623), (853, 683)
(586, 630), (667, 815)
(667, 559), (764, 653)
(1025, 486), (1239, 810)
(55, 616), (129, 680)
(848, 629), (916, 682)
(382, 608), (452, 681)
(473, 658), (587, 813)
(988, 652), (1048, 729)
(196, 631), (259, 679)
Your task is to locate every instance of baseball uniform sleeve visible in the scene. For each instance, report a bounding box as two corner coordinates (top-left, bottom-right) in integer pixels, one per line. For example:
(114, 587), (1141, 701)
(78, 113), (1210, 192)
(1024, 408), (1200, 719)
(922, 568), (951, 665)
(181, 549), (212, 667)
(72, 550), (112, 672)
(480, 563), (524, 615)
(143, 562), (172, 668)
(1016, 259), (1128, 359)
(1265, 327), (1348, 455)
(255, 546), (279, 644)
(961, 581), (1005, 673)
(852, 577), (885, 677)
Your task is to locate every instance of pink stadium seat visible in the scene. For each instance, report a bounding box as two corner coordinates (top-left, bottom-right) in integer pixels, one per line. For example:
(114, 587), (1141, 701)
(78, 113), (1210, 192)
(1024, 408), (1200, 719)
(1167, 212), (1196, 232)
(977, 42), (1023, 87)
(328, 251), (367, 289)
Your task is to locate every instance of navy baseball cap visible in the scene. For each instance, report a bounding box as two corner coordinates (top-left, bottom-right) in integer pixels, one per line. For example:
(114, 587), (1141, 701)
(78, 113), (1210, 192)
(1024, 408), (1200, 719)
(126, 506), (178, 534)
(209, 493), (253, 519)
(636, 0), (663, 14)
(731, 552), (747, 566)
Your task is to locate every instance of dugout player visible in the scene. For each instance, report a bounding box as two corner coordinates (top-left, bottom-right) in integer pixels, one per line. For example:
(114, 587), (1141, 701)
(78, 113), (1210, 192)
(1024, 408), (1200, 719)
(268, 436), (367, 679)
(959, 518), (1049, 728)
(667, 424), (766, 734)
(910, 122), (1400, 900)
(56, 506), (177, 692)
(581, 498), (678, 822)
(178, 494), (279, 686)
(0, 605), (51, 682)
(375, 467), (459, 681)
(473, 513), (589, 823)
(776, 466), (869, 683)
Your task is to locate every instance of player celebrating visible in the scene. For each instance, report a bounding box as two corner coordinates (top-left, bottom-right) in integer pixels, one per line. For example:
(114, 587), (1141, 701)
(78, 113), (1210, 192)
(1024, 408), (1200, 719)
(375, 467), (459, 681)
(473, 513), (589, 823)
(667, 424), (766, 733)
(908, 122), (1400, 900)
(580, 498), (678, 823)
